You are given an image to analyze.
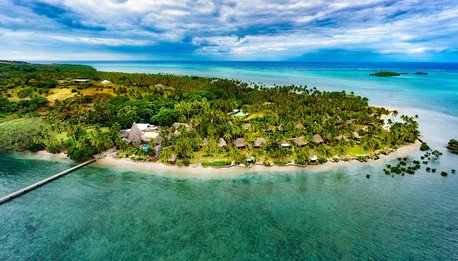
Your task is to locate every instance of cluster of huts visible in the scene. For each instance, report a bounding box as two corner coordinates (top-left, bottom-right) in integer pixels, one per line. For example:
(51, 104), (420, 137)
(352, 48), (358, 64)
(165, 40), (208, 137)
(121, 122), (325, 164)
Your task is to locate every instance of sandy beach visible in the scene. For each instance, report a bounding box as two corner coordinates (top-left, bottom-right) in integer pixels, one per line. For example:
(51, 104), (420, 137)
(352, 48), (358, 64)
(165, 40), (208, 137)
(92, 141), (421, 179)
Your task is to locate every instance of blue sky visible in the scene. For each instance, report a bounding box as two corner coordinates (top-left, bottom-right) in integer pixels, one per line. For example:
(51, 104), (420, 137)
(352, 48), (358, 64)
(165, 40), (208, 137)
(1, 0), (458, 61)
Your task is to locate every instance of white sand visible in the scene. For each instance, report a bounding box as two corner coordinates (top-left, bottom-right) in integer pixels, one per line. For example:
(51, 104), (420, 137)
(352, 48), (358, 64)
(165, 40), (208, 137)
(93, 141), (421, 179)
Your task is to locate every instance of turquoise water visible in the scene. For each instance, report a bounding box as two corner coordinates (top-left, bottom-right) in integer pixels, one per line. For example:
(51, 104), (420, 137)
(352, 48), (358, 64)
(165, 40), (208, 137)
(1, 153), (457, 260)
(1, 61), (458, 259)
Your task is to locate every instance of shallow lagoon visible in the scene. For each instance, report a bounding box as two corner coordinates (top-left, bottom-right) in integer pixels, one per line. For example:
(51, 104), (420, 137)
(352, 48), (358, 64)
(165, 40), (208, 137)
(1, 152), (457, 260)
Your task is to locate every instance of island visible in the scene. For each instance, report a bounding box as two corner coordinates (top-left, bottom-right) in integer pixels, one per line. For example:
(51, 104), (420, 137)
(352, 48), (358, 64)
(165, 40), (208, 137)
(369, 71), (401, 77)
(0, 63), (420, 169)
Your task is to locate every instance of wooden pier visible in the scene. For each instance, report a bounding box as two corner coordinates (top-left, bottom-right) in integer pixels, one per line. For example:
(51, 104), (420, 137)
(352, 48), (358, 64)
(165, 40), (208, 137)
(0, 158), (96, 205)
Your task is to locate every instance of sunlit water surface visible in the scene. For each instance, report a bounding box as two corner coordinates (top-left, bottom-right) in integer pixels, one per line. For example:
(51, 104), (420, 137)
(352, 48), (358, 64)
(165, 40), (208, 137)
(1, 61), (457, 259)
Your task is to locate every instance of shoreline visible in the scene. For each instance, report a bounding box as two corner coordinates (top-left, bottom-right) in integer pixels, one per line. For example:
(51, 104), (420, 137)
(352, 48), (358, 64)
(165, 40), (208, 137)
(92, 141), (421, 179)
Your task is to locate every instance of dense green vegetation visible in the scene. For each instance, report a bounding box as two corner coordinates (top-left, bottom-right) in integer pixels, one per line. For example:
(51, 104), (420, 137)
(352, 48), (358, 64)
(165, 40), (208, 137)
(370, 72), (401, 77)
(0, 63), (420, 164)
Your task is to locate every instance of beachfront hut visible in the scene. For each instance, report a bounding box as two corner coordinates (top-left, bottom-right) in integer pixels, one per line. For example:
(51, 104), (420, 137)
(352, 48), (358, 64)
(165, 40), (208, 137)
(312, 134), (324, 144)
(243, 123), (251, 130)
(127, 123), (143, 145)
(101, 80), (111, 85)
(218, 138), (227, 148)
(296, 123), (305, 129)
(254, 137), (267, 148)
(294, 136), (308, 147)
(234, 138), (247, 149)
(310, 155), (318, 163)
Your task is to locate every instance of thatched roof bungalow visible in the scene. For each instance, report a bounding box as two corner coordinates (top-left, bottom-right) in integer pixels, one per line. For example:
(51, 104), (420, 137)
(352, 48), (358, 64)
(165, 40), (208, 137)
(234, 138), (247, 149)
(310, 155), (318, 162)
(294, 136), (308, 147)
(127, 123), (143, 145)
(254, 137), (267, 148)
(296, 123), (305, 129)
(312, 134), (324, 144)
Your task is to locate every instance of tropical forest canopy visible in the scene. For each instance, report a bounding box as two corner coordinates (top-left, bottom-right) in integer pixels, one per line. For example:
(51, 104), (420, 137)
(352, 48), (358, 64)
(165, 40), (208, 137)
(0, 63), (419, 164)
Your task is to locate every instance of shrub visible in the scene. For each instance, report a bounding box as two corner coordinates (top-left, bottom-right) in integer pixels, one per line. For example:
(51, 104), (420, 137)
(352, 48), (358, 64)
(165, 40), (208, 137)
(202, 161), (231, 167)
(273, 161), (288, 166)
(0, 118), (43, 151)
(181, 158), (191, 166)
(318, 157), (327, 164)
(420, 143), (430, 151)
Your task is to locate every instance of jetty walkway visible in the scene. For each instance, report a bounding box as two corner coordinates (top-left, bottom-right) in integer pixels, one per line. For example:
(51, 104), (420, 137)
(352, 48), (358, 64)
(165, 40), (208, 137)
(0, 150), (113, 205)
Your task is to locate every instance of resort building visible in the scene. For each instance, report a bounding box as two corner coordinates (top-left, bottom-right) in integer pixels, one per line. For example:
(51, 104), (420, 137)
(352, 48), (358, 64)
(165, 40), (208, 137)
(125, 122), (161, 145)
(294, 136), (308, 147)
(296, 123), (305, 129)
(313, 134), (324, 144)
(253, 137), (266, 148)
(234, 138), (247, 149)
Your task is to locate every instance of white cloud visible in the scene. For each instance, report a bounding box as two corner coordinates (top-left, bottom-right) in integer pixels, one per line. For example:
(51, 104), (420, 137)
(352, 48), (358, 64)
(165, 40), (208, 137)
(0, 0), (457, 59)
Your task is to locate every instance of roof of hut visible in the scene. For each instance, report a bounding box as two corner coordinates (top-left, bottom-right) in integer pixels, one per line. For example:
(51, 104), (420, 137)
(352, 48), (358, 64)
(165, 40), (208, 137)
(218, 138), (227, 147)
(310, 155), (318, 161)
(234, 138), (247, 148)
(254, 137), (267, 147)
(312, 134), (324, 143)
(127, 123), (143, 145)
(294, 136), (308, 146)
(296, 123), (305, 129)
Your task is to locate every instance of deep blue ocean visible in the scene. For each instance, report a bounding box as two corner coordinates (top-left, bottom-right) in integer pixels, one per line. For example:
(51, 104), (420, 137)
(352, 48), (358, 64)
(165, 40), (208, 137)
(1, 61), (457, 259)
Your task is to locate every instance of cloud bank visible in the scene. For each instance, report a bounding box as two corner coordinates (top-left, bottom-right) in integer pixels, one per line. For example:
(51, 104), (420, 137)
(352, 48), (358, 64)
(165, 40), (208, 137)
(0, 0), (457, 60)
